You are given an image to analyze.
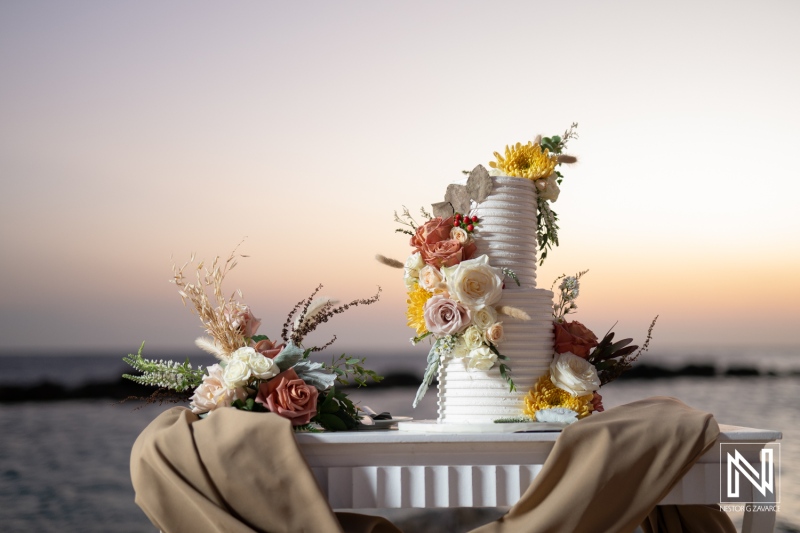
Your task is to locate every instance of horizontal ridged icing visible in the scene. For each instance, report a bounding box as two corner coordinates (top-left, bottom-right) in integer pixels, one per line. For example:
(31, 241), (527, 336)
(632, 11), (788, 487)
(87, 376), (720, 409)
(437, 175), (555, 424)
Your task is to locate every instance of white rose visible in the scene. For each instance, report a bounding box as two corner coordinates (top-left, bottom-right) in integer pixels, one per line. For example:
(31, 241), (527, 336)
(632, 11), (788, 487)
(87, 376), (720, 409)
(451, 337), (470, 359)
(450, 226), (469, 244)
(549, 352), (600, 397)
(248, 353), (279, 380)
(472, 306), (498, 331)
(441, 255), (504, 311)
(484, 322), (504, 344)
(467, 345), (497, 371)
(535, 407), (579, 425)
(487, 168), (506, 177)
(190, 364), (248, 414)
(462, 325), (484, 351)
(537, 174), (560, 202)
(418, 264), (446, 293)
(222, 357), (252, 389)
(404, 252), (425, 289)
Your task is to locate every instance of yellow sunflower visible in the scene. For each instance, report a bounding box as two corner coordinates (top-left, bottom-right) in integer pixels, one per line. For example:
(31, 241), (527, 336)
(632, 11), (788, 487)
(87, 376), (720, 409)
(523, 374), (593, 419)
(489, 141), (557, 181)
(406, 284), (432, 336)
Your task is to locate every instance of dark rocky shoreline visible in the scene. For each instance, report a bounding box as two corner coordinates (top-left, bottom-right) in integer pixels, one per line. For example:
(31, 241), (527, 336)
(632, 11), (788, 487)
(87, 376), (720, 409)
(1, 363), (797, 403)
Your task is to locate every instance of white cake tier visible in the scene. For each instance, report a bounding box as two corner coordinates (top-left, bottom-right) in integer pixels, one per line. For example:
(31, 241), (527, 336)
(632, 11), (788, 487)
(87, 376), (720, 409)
(437, 288), (554, 424)
(472, 176), (539, 288)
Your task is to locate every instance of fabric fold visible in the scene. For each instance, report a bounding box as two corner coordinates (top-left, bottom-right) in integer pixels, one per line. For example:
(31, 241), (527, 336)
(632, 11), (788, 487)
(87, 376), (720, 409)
(131, 397), (735, 533)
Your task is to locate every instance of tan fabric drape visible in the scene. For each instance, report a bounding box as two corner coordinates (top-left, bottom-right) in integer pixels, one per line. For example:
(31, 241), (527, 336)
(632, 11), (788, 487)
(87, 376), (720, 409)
(131, 397), (735, 533)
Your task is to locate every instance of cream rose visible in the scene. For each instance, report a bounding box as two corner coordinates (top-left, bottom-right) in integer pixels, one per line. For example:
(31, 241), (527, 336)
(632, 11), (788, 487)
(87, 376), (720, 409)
(442, 255), (504, 311)
(222, 357), (252, 389)
(232, 346), (280, 380)
(450, 226), (469, 244)
(484, 322), (505, 344)
(404, 252), (425, 289)
(472, 306), (498, 331)
(190, 364), (248, 414)
(467, 346), (497, 371)
(462, 325), (484, 351)
(549, 352), (600, 397)
(418, 264), (445, 293)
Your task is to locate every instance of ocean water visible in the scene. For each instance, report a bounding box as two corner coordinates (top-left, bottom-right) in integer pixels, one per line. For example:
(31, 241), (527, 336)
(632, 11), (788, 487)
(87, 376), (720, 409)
(0, 355), (798, 532)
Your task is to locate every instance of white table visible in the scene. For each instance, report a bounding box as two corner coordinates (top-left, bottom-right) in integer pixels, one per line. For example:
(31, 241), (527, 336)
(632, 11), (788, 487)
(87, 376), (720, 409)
(295, 424), (781, 533)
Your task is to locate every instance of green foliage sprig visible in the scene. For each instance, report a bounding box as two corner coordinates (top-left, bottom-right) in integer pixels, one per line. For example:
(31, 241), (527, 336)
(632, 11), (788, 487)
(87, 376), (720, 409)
(312, 387), (360, 431)
(326, 353), (384, 388)
(123, 343), (206, 392)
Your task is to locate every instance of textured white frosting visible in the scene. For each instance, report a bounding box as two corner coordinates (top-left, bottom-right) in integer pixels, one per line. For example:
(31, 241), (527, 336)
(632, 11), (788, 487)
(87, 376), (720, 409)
(437, 175), (555, 424)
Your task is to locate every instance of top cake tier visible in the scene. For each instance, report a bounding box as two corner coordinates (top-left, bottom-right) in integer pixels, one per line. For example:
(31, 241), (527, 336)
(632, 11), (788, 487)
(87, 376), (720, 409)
(472, 176), (539, 289)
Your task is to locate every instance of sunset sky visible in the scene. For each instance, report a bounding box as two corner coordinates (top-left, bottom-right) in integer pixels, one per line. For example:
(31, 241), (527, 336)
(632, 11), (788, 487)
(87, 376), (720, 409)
(1, 0), (799, 361)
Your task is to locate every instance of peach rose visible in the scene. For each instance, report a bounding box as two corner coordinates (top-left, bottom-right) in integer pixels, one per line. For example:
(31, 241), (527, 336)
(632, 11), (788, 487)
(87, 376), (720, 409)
(484, 322), (504, 344)
(256, 368), (319, 426)
(190, 364), (248, 414)
(254, 339), (285, 359)
(225, 304), (261, 338)
(554, 320), (599, 358)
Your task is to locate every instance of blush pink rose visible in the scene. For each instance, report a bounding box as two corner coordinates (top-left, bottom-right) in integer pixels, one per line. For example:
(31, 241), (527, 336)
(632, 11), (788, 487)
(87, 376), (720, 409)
(554, 320), (599, 358)
(254, 339), (285, 359)
(255, 368), (319, 426)
(423, 295), (471, 336)
(226, 304), (261, 338)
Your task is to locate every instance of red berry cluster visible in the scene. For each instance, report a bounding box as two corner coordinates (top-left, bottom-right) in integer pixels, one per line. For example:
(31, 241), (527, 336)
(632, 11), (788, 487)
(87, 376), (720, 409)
(453, 213), (479, 233)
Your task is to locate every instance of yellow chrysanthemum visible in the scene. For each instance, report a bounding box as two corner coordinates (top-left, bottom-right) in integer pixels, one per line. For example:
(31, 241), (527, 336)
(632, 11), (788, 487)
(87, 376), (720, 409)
(406, 284), (432, 336)
(489, 141), (557, 181)
(523, 374), (593, 419)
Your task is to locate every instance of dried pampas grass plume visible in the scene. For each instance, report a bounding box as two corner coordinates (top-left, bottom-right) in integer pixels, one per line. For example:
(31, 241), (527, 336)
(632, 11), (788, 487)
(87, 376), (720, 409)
(294, 297), (338, 330)
(556, 154), (578, 164)
(496, 306), (531, 321)
(195, 337), (228, 360)
(375, 254), (404, 268)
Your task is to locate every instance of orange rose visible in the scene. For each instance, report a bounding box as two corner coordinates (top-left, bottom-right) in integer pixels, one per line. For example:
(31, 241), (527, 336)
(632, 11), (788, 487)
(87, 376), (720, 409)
(256, 368), (318, 426)
(553, 320), (599, 358)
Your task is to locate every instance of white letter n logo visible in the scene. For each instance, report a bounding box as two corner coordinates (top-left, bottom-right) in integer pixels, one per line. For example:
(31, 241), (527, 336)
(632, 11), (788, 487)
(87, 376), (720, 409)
(727, 448), (774, 497)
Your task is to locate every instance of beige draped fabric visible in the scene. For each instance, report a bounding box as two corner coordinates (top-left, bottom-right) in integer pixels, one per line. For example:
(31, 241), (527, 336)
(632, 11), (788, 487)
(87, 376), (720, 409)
(131, 397), (735, 533)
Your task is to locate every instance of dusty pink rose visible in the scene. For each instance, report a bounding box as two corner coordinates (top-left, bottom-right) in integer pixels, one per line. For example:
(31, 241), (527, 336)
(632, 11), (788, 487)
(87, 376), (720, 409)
(410, 217), (476, 268)
(591, 392), (604, 413)
(254, 339), (285, 359)
(554, 320), (599, 358)
(256, 368), (318, 426)
(423, 295), (471, 336)
(226, 304), (262, 338)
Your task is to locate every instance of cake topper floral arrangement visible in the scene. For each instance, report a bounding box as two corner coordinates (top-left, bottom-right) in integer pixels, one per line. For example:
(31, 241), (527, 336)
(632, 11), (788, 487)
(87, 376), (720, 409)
(123, 247), (382, 432)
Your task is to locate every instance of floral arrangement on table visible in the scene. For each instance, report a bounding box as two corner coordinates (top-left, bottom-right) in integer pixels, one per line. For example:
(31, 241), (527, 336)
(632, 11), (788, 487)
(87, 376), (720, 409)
(123, 249), (382, 432)
(515, 271), (659, 425)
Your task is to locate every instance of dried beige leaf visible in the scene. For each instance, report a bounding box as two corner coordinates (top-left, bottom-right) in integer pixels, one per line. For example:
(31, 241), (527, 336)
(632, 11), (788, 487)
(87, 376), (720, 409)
(444, 183), (470, 215)
(466, 165), (492, 204)
(431, 201), (454, 219)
